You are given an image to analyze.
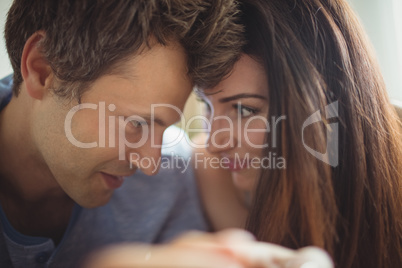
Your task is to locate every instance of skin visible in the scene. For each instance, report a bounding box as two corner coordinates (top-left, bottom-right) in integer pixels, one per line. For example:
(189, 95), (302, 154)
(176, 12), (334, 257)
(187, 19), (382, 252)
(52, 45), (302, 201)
(0, 32), (192, 243)
(194, 54), (269, 230)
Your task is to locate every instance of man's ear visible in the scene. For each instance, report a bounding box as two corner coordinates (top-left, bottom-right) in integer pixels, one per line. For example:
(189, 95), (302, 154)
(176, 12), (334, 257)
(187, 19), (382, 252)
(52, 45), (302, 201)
(21, 31), (53, 100)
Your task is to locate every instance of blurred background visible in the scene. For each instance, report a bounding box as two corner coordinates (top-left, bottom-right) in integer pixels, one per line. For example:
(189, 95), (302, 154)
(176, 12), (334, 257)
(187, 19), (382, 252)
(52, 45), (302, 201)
(1, 0), (401, 134)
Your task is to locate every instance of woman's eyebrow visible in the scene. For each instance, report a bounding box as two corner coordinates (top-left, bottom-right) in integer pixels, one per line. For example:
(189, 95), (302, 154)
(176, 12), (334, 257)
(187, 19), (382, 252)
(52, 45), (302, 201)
(219, 93), (267, 103)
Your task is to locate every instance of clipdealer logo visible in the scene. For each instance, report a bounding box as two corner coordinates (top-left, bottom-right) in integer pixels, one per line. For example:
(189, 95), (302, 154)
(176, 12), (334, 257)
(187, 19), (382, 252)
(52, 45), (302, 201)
(63, 101), (339, 170)
(302, 101), (339, 167)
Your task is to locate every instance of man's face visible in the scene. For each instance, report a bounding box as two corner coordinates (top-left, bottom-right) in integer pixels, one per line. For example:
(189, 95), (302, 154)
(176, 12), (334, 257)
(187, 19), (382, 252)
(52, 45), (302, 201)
(32, 42), (192, 208)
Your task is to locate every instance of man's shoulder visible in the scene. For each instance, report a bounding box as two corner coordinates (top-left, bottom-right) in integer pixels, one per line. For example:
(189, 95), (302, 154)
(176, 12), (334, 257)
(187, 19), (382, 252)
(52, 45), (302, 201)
(0, 75), (13, 93)
(0, 75), (13, 110)
(115, 156), (196, 209)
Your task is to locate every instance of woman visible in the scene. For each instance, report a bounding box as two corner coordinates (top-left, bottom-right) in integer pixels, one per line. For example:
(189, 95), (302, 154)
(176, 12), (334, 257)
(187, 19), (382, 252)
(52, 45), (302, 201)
(194, 0), (402, 267)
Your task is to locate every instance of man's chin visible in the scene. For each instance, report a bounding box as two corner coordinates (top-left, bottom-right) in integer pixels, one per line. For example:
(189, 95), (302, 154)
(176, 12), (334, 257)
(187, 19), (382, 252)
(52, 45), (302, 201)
(75, 193), (114, 209)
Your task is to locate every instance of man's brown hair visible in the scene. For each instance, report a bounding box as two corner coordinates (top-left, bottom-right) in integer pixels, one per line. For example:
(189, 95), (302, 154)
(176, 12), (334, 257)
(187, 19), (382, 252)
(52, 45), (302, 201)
(5, 0), (244, 98)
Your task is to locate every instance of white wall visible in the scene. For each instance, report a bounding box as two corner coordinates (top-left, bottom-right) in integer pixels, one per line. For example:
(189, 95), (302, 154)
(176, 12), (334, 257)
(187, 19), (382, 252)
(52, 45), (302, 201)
(348, 0), (402, 101)
(0, 0), (400, 101)
(0, 0), (12, 78)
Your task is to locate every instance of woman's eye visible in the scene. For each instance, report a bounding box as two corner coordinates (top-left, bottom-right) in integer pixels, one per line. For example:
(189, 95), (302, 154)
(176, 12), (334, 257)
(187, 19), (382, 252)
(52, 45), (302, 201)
(234, 104), (258, 117)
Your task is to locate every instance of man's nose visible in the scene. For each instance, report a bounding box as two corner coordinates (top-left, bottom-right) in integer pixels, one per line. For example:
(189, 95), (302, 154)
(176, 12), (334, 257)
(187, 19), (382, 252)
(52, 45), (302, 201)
(127, 134), (163, 176)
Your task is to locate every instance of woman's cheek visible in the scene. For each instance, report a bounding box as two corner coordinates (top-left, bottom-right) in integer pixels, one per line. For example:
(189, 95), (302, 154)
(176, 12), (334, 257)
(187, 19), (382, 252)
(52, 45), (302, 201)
(240, 120), (268, 154)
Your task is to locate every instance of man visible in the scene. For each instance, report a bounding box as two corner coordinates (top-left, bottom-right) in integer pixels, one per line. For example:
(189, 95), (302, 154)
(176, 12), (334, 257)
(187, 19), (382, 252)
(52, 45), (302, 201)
(0, 0), (244, 267)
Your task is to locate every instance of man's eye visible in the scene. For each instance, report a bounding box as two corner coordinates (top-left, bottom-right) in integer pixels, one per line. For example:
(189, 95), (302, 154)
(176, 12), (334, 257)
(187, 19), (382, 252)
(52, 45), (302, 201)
(130, 120), (147, 128)
(233, 104), (258, 118)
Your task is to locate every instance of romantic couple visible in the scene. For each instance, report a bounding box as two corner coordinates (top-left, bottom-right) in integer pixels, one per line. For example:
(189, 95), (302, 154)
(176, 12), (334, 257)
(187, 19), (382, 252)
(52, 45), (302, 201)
(0, 0), (401, 268)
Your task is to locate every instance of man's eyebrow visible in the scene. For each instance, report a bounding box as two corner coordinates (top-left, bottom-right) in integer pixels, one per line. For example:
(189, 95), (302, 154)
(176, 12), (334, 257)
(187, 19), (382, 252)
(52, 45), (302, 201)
(140, 115), (167, 127)
(219, 93), (267, 103)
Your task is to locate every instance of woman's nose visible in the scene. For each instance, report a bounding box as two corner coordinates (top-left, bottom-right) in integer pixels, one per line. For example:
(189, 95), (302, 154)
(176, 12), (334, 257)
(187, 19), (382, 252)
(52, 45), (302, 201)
(206, 115), (237, 154)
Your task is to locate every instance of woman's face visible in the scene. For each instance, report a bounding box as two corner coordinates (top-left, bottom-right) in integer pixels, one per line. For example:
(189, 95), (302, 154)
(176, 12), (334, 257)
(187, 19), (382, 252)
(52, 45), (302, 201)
(200, 54), (269, 193)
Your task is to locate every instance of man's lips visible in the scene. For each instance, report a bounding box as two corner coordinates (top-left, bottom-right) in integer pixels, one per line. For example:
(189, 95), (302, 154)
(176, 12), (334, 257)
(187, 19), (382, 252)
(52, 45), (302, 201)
(100, 172), (126, 189)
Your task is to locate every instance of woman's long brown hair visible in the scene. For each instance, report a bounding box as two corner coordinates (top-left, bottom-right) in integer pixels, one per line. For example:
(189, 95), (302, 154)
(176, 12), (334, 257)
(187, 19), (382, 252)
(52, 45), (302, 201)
(241, 0), (402, 267)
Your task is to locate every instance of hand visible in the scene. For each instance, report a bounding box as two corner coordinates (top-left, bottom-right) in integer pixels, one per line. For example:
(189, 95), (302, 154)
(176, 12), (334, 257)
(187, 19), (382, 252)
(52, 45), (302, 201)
(171, 229), (333, 268)
(83, 240), (243, 268)
(83, 229), (333, 268)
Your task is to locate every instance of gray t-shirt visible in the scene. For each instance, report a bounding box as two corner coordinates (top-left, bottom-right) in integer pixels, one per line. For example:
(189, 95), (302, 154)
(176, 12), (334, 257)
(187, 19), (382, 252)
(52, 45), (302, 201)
(0, 75), (208, 268)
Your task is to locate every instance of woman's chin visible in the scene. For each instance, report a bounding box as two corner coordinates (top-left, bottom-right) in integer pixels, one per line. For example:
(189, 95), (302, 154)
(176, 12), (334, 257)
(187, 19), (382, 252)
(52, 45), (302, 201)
(232, 172), (256, 192)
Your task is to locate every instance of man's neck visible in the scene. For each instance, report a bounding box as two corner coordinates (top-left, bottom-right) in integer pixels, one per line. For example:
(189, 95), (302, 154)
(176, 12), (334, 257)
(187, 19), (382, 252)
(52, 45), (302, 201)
(0, 91), (73, 243)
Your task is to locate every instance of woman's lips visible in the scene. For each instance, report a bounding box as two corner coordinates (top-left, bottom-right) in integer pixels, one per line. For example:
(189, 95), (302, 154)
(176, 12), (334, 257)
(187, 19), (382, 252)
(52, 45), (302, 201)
(222, 157), (249, 172)
(101, 172), (125, 189)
